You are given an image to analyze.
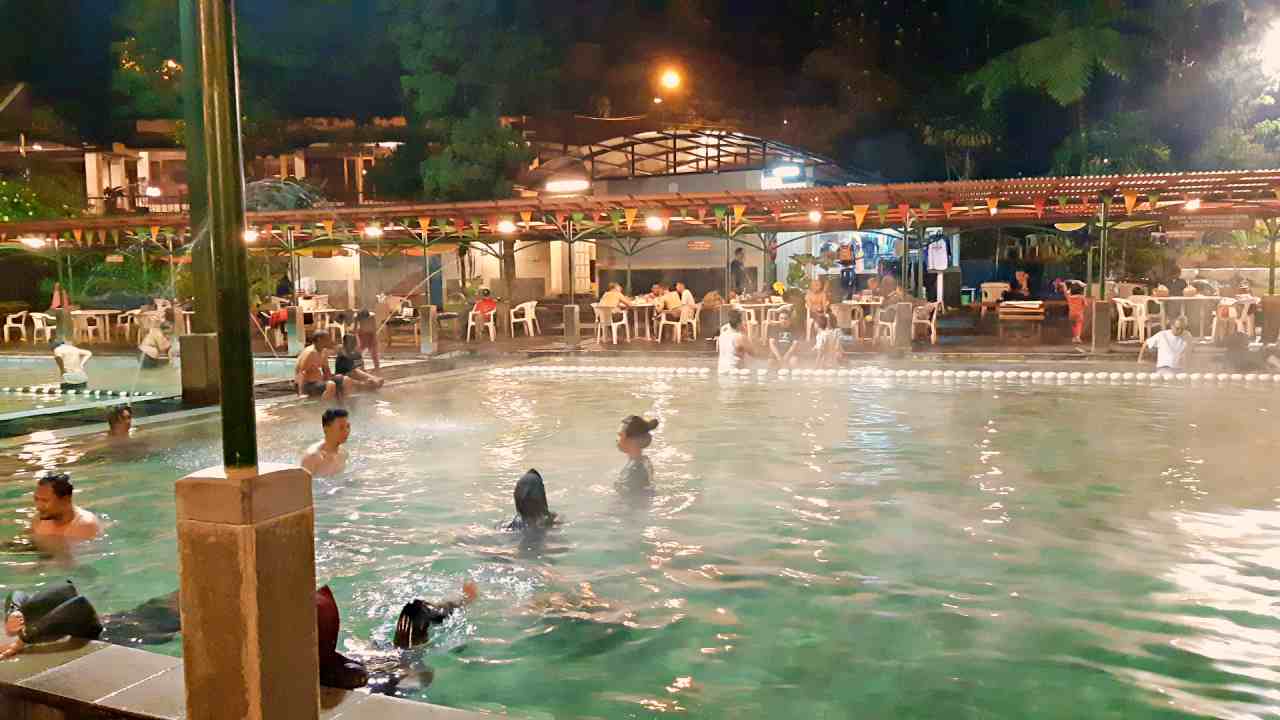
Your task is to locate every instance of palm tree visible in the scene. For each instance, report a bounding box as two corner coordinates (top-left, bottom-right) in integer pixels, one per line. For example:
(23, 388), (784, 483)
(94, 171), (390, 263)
(967, 0), (1138, 131)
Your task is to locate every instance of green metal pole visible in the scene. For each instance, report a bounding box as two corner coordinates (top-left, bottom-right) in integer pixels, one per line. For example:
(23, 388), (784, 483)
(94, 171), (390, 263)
(192, 0), (256, 470)
(181, 0), (217, 333)
(1099, 199), (1110, 301)
(1268, 219), (1277, 296)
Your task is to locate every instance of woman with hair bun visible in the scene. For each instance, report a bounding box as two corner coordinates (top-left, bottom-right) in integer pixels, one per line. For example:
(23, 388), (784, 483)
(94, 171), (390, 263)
(617, 415), (659, 489)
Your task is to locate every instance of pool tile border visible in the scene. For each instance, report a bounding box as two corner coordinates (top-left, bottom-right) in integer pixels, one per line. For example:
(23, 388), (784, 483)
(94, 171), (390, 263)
(0, 640), (492, 720)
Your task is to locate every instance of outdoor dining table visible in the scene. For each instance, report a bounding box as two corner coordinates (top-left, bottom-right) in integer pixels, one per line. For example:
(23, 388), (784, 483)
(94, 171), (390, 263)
(70, 309), (121, 344)
(629, 301), (657, 341)
(731, 302), (784, 340)
(1151, 296), (1223, 339)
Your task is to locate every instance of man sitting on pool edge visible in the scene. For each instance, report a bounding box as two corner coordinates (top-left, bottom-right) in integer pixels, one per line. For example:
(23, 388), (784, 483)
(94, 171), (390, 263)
(32, 472), (101, 541)
(295, 330), (343, 400)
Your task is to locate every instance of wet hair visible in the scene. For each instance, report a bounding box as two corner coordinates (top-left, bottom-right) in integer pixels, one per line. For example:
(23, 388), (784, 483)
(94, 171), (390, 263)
(50, 340), (64, 351)
(309, 330), (329, 345)
(513, 469), (551, 524)
(321, 408), (349, 427)
(342, 333), (358, 352)
(727, 309), (744, 330)
(106, 405), (132, 427)
(620, 415), (659, 449)
(814, 314), (829, 330)
(355, 309), (372, 320)
(734, 247), (744, 256)
(37, 472), (73, 498)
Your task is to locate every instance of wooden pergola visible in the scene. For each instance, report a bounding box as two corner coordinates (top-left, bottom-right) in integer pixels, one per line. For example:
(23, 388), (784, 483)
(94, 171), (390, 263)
(5, 169), (1280, 298)
(4, 169), (1280, 241)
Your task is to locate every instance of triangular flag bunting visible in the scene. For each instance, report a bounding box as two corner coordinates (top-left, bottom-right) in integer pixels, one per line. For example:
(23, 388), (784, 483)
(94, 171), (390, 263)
(623, 208), (637, 228)
(713, 206), (727, 220)
(852, 205), (869, 229)
(72, 228), (83, 244)
(1057, 195), (1069, 209)
(943, 200), (954, 218)
(986, 197), (999, 215)
(897, 203), (910, 221)
(875, 204), (888, 223)
(1147, 193), (1160, 210)
(520, 211), (532, 225)
(418, 216), (431, 234)
(1122, 191), (1138, 214)
(322, 220), (334, 237)
(1034, 197), (1045, 218)
(733, 204), (746, 223)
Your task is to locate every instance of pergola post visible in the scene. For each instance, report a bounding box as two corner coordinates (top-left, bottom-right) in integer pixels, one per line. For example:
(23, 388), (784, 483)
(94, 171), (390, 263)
(175, 3), (319, 719)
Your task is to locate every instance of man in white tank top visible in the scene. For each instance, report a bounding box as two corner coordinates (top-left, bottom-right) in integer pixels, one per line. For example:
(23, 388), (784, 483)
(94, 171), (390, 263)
(717, 309), (753, 373)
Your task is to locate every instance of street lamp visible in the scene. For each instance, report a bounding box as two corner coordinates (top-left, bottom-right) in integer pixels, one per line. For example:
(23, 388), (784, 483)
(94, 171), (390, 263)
(497, 219), (517, 234)
(660, 69), (681, 90)
(645, 215), (666, 232)
(808, 209), (823, 224)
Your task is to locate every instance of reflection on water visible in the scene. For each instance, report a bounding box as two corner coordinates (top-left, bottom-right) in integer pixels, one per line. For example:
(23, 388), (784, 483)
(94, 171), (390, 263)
(0, 373), (1278, 718)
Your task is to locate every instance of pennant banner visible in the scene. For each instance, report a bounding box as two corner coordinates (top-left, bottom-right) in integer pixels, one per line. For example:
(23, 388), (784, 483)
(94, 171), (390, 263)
(732, 204), (746, 223)
(986, 197), (999, 216)
(1122, 191), (1138, 214)
(852, 205), (869, 229)
(1034, 197), (1045, 218)
(322, 220), (334, 238)
(875, 204), (889, 223)
(623, 208), (637, 228)
(943, 200), (954, 218)
(520, 211), (532, 225)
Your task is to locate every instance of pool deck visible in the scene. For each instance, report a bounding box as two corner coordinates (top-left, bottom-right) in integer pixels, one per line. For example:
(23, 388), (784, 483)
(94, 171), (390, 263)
(0, 639), (487, 720)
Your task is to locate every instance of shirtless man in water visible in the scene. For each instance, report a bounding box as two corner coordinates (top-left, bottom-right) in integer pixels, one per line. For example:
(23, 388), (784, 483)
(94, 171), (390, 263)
(301, 408), (350, 477)
(31, 473), (101, 540)
(296, 331), (342, 400)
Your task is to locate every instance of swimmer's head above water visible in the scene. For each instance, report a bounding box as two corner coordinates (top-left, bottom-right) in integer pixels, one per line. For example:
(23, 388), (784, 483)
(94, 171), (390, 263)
(618, 415), (659, 456)
(107, 406), (133, 437)
(513, 469), (555, 528)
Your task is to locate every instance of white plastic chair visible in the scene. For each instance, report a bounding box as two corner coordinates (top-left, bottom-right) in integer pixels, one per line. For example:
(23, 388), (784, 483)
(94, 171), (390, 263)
(467, 310), (497, 342)
(913, 302), (941, 345)
(75, 313), (104, 344)
(30, 313), (56, 343)
(1211, 298), (1254, 339)
(1113, 298), (1138, 341)
(4, 311), (27, 342)
(659, 304), (697, 343)
(875, 306), (896, 346)
(732, 306), (759, 339)
(980, 282), (1011, 318)
(115, 309), (142, 342)
(510, 301), (540, 337)
(760, 305), (789, 338)
(592, 304), (630, 345)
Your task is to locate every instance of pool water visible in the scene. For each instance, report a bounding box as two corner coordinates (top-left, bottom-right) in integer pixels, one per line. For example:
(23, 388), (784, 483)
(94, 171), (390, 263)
(0, 355), (299, 413)
(2, 368), (1280, 718)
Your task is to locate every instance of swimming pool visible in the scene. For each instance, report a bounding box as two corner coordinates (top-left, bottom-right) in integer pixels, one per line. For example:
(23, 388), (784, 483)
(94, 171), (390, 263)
(1, 363), (1278, 719)
(0, 355), (299, 412)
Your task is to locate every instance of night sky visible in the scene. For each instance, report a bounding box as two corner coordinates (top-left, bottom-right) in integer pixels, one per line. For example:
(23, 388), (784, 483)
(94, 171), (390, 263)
(3, 0), (1278, 181)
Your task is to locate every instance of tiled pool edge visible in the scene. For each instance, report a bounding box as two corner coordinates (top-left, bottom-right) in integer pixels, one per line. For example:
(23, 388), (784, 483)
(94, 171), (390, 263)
(0, 640), (491, 719)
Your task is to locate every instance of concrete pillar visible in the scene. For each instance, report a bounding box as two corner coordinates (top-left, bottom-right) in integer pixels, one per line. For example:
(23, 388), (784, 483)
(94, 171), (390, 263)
(175, 463), (319, 720)
(1090, 299), (1115, 352)
(84, 152), (105, 214)
(563, 304), (580, 338)
(137, 151), (151, 193)
(893, 302), (912, 349)
(180, 333), (221, 405)
(288, 307), (306, 356)
(417, 305), (437, 354)
(1263, 296), (1280, 344)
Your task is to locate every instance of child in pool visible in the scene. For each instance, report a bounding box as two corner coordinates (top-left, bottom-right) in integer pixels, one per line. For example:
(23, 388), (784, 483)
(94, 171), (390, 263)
(617, 415), (658, 489)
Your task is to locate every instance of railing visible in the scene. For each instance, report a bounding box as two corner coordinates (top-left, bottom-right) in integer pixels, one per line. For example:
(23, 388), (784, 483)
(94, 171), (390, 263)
(86, 192), (190, 216)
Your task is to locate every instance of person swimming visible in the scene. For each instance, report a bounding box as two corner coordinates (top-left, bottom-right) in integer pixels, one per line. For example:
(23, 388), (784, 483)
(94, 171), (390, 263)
(1, 582), (181, 659)
(392, 581), (478, 650)
(501, 469), (558, 531)
(617, 415), (658, 489)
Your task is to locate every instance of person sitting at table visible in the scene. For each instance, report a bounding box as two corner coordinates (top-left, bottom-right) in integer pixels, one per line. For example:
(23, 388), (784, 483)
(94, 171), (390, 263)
(473, 288), (498, 318)
(654, 283), (683, 321)
(878, 276), (904, 303)
(1167, 267), (1187, 297)
(675, 281), (696, 307)
(863, 275), (880, 297)
(275, 273), (294, 299)
(600, 283), (631, 311)
(138, 322), (172, 369)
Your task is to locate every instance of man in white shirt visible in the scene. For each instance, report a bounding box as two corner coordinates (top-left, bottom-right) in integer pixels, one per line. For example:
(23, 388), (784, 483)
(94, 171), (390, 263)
(655, 284), (683, 321)
(51, 341), (92, 390)
(1139, 316), (1190, 375)
(675, 282), (695, 307)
